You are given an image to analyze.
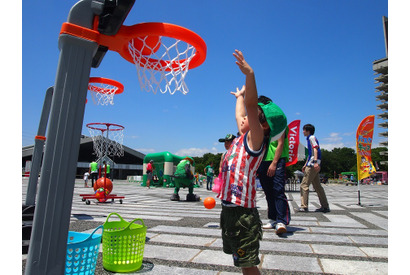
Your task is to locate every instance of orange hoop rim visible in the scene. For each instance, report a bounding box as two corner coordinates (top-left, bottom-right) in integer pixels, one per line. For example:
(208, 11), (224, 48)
(118, 22), (207, 70)
(88, 77), (124, 94)
(60, 22), (207, 70)
(86, 122), (125, 132)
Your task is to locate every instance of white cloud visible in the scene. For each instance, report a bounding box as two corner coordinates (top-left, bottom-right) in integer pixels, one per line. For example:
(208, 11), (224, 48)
(321, 132), (345, 150)
(174, 147), (219, 157)
(135, 148), (156, 154)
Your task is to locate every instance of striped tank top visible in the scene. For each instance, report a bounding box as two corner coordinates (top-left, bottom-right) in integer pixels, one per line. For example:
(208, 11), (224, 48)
(217, 132), (266, 208)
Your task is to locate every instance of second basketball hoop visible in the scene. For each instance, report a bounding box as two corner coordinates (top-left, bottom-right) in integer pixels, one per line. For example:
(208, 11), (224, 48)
(86, 122), (125, 158)
(88, 77), (124, 105)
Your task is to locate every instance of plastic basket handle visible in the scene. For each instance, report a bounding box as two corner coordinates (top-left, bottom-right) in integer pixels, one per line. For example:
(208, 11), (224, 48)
(83, 225), (103, 242)
(125, 218), (145, 230)
(105, 212), (126, 223)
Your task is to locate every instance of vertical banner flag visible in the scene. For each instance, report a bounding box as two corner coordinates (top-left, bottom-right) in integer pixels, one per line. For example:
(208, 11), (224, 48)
(286, 120), (301, 167)
(356, 115), (376, 181)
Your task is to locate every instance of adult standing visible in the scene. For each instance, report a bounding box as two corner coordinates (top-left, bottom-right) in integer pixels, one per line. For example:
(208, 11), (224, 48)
(103, 161), (111, 179)
(256, 96), (290, 234)
(146, 160), (154, 189)
(298, 124), (330, 213)
(218, 134), (236, 173)
(204, 162), (214, 190)
(89, 160), (98, 188)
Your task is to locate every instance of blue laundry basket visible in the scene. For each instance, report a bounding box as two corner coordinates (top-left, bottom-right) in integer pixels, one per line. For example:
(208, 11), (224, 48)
(65, 225), (103, 275)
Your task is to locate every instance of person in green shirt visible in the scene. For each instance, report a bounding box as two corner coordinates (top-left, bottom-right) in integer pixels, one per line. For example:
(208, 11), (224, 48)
(257, 96), (290, 235)
(103, 161), (111, 180)
(88, 160), (99, 188)
(204, 162), (214, 190)
(170, 157), (199, 201)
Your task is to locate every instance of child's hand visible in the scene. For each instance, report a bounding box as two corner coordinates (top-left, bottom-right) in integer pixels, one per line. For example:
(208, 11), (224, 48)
(233, 50), (253, 75)
(230, 85), (245, 98)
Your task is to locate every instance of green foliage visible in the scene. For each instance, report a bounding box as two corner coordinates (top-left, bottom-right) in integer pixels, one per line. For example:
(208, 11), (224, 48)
(193, 153), (222, 175)
(320, 147), (357, 178)
(193, 147), (388, 178)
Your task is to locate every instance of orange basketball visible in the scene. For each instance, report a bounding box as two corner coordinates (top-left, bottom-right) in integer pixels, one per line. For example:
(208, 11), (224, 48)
(93, 177), (113, 194)
(203, 197), (216, 209)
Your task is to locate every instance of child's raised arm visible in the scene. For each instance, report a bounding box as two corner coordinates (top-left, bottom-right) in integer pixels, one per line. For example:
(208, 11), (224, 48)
(233, 50), (265, 151)
(231, 85), (246, 135)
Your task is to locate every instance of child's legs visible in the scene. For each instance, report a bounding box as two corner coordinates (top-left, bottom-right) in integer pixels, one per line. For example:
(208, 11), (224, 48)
(241, 266), (261, 275)
(220, 206), (262, 268)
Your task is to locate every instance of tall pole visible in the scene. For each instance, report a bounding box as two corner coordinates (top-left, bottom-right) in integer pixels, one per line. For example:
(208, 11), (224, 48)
(25, 1), (98, 273)
(25, 86), (53, 206)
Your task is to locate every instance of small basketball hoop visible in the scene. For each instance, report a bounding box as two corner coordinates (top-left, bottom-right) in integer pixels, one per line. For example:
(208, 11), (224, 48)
(86, 122), (125, 158)
(60, 21), (207, 95)
(88, 77), (124, 105)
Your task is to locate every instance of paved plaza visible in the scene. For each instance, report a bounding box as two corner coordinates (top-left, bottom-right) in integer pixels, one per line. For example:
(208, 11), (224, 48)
(22, 178), (388, 274)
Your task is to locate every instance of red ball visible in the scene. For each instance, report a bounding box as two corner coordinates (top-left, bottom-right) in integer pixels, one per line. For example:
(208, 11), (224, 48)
(93, 177), (113, 194)
(203, 197), (216, 209)
(95, 187), (108, 202)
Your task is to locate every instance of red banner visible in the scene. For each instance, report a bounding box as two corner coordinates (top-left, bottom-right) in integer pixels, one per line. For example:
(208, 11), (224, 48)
(286, 120), (301, 167)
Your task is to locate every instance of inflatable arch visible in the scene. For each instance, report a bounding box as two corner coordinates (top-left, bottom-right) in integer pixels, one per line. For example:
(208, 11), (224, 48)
(143, 151), (195, 187)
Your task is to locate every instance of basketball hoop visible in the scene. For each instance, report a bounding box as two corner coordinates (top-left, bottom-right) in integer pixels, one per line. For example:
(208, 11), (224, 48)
(86, 122), (124, 158)
(60, 21), (207, 95)
(88, 77), (124, 105)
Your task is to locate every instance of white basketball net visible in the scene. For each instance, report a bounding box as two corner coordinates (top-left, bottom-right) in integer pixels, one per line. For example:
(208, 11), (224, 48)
(88, 82), (120, 105)
(128, 36), (196, 95)
(87, 125), (124, 158)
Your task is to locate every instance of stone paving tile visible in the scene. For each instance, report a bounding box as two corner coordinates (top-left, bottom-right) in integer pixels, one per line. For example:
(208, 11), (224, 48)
(263, 232), (353, 244)
(261, 254), (322, 273)
(359, 246), (388, 258)
(349, 212), (388, 230)
(349, 235), (388, 246)
(191, 249), (236, 267)
(321, 214), (367, 227)
(309, 227), (387, 236)
(149, 225), (221, 237)
(141, 265), (218, 275)
(210, 238), (313, 254)
(311, 244), (366, 257)
(144, 244), (200, 261)
(374, 210), (388, 217)
(320, 258), (388, 275)
(149, 233), (217, 247)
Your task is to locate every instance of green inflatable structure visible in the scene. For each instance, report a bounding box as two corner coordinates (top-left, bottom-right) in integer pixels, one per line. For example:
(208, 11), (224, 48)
(142, 152), (200, 201)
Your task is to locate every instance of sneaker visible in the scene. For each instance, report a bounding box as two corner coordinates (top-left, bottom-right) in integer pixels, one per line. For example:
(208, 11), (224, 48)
(262, 222), (276, 229)
(275, 223), (287, 235)
(297, 207), (308, 212)
(315, 207), (330, 213)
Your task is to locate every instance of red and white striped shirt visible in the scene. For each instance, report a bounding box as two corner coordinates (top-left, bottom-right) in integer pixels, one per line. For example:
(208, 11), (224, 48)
(217, 132), (266, 208)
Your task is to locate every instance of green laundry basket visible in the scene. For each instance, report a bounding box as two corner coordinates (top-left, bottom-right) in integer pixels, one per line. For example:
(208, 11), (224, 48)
(102, 213), (147, 272)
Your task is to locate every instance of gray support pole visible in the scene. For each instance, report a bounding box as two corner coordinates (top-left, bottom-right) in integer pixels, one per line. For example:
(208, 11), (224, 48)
(25, 1), (98, 274)
(25, 86), (53, 206)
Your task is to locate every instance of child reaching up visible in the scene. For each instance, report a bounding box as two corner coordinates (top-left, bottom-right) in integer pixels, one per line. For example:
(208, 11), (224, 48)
(218, 50), (286, 274)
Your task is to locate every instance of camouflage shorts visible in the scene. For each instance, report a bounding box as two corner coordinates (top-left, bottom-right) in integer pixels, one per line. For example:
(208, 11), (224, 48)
(220, 205), (262, 267)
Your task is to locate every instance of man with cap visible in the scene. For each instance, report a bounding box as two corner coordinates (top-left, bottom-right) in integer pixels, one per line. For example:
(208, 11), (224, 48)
(218, 134), (236, 173)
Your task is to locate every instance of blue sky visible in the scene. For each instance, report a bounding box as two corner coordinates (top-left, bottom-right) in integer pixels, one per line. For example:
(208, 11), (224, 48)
(21, 0), (389, 157)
